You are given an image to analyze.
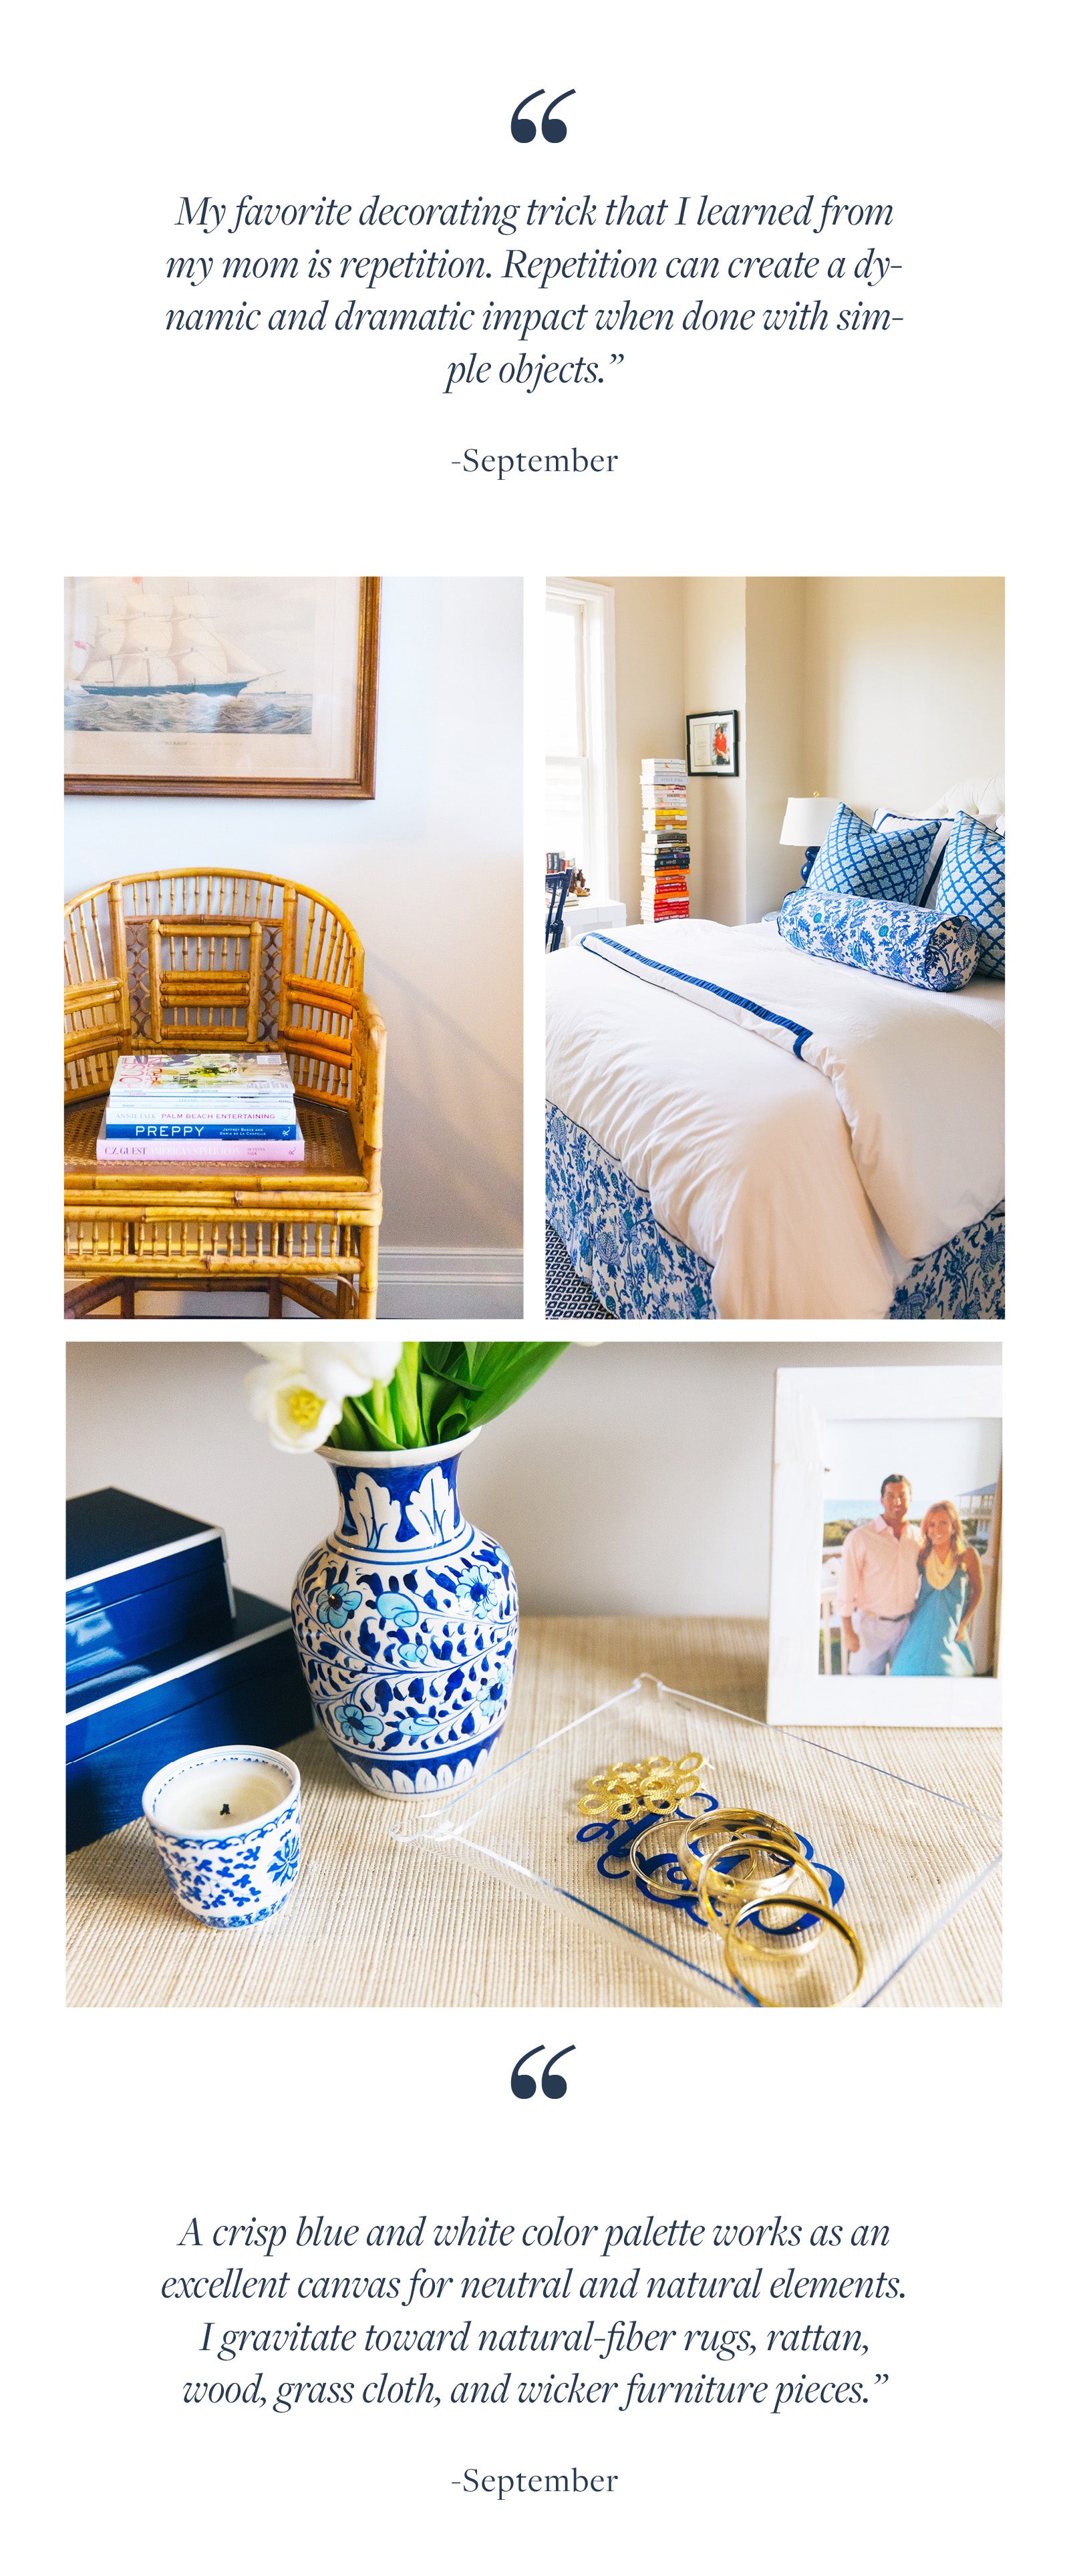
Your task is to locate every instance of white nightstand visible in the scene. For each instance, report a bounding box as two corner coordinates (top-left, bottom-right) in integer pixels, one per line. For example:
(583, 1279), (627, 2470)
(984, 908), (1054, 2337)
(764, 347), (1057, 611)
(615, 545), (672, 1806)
(559, 900), (627, 947)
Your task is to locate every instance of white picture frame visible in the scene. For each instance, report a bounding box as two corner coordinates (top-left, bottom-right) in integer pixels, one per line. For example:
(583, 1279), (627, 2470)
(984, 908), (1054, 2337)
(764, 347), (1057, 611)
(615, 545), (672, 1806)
(768, 1365), (1002, 1726)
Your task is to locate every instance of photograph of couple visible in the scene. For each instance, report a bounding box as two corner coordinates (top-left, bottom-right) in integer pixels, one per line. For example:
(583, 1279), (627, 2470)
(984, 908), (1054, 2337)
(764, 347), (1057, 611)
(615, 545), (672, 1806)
(819, 1418), (1002, 1679)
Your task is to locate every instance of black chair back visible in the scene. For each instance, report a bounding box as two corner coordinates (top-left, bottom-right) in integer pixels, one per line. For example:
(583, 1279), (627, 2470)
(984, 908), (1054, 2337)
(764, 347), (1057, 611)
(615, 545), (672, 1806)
(545, 867), (573, 952)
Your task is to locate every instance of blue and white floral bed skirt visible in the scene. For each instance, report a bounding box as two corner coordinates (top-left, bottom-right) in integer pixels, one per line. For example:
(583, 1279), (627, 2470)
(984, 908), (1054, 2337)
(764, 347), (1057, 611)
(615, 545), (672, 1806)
(546, 1105), (716, 1318)
(886, 1204), (1005, 1319)
(545, 1103), (1004, 1322)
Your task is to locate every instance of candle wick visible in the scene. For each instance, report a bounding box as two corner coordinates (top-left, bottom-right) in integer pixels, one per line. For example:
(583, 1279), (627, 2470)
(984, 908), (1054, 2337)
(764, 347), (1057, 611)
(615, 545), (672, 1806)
(220, 1804), (231, 1816)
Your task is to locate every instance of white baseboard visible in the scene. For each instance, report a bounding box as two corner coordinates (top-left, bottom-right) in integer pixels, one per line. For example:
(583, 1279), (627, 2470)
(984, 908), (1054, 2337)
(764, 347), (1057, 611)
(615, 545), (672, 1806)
(378, 1246), (522, 1286)
(376, 1247), (523, 1320)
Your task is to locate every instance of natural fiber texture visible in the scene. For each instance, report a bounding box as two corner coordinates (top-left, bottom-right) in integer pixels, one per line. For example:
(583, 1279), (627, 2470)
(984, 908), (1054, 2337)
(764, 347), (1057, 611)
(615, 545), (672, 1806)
(65, 1617), (1002, 2011)
(63, 871), (386, 1317)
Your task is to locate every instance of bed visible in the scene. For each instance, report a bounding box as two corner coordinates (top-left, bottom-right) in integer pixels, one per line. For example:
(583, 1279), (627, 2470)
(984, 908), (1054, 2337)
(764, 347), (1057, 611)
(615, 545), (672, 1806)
(545, 782), (1004, 1321)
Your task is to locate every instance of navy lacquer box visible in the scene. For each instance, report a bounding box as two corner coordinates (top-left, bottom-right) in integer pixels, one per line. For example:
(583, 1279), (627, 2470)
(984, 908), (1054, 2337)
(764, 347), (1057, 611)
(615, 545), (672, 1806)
(65, 1488), (314, 1852)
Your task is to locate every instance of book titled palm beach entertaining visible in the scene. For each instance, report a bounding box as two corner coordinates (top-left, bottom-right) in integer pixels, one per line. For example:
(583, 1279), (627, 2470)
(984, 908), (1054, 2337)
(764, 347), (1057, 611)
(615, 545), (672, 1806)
(98, 1051), (304, 1162)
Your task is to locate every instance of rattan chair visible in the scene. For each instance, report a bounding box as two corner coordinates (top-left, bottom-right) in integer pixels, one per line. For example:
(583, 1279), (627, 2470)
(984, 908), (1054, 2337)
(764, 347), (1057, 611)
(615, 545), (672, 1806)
(64, 871), (386, 1318)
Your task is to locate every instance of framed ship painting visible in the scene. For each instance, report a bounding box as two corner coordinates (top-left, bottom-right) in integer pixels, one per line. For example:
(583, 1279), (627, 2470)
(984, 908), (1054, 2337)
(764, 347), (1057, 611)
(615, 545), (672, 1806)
(64, 575), (379, 797)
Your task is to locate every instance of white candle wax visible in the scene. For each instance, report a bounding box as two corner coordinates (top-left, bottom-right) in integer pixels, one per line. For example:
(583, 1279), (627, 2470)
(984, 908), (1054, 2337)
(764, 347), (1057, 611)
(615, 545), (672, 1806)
(154, 1759), (287, 1836)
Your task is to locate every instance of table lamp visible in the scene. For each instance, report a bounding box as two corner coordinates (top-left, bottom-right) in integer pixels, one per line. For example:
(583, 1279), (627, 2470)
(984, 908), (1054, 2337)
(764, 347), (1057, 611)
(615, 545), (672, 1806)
(781, 794), (839, 883)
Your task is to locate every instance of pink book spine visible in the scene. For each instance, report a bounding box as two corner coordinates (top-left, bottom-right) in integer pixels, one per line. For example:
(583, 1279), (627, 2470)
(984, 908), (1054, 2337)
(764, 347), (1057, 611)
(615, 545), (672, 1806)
(96, 1137), (305, 1163)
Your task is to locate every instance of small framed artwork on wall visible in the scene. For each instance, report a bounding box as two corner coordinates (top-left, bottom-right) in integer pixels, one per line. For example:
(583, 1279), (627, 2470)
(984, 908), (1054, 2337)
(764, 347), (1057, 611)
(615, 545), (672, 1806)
(686, 709), (738, 776)
(64, 575), (380, 797)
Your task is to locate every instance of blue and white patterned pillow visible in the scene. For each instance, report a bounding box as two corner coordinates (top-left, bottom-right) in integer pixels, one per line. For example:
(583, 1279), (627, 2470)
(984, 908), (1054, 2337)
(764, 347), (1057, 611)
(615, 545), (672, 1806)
(808, 803), (941, 905)
(778, 889), (979, 991)
(873, 810), (954, 906)
(936, 812), (1005, 978)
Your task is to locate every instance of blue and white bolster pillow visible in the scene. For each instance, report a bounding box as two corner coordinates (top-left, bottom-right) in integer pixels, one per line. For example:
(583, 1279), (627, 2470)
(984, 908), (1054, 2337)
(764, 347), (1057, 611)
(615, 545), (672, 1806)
(936, 812), (1005, 978)
(807, 803), (943, 905)
(778, 889), (979, 991)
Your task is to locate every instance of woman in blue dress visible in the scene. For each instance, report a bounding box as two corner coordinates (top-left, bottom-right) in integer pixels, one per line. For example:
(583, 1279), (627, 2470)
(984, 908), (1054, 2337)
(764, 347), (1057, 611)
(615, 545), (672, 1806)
(890, 1501), (984, 1678)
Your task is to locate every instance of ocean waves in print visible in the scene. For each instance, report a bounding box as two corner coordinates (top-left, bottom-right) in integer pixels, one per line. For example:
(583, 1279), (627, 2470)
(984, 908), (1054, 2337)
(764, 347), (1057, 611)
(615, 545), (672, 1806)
(64, 688), (313, 736)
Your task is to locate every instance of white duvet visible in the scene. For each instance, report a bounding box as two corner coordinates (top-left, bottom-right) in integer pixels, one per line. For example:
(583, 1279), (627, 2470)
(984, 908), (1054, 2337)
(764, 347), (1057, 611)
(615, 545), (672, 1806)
(545, 919), (1004, 1320)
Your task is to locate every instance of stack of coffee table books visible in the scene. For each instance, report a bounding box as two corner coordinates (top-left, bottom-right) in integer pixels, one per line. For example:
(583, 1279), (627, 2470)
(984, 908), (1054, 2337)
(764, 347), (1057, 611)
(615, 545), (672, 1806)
(96, 1051), (304, 1161)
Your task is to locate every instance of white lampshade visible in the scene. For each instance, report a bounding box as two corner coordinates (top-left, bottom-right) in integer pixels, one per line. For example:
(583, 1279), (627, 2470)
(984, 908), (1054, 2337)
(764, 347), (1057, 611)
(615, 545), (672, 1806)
(780, 795), (839, 847)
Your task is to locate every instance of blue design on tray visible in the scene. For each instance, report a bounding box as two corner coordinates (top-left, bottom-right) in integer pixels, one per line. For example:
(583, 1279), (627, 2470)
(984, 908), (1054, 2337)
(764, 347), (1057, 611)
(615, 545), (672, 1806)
(576, 1790), (845, 1935)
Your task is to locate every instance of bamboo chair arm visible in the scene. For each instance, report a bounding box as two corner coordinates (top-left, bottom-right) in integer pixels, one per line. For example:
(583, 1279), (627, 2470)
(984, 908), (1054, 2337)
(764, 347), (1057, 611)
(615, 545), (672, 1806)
(351, 988), (386, 1182)
(283, 972), (356, 1014)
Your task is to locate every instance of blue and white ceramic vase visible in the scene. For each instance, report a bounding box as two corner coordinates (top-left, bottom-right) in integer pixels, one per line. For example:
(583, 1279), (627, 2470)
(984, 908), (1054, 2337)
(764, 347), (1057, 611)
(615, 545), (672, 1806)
(291, 1431), (518, 1796)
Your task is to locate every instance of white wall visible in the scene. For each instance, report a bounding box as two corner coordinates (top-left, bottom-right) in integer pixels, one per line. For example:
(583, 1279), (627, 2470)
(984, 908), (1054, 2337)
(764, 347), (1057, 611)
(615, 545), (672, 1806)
(64, 577), (523, 1251)
(67, 1339), (999, 1621)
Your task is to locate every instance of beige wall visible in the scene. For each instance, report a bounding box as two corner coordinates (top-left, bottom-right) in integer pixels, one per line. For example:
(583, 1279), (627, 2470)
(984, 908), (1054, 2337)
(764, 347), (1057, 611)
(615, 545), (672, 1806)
(803, 578), (1005, 818)
(575, 576), (1004, 925)
(744, 578), (807, 920)
(682, 576), (747, 917)
(581, 576), (685, 919)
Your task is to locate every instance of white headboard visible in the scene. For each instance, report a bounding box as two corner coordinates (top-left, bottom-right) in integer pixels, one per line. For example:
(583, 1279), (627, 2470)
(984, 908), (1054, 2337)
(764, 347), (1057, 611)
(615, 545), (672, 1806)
(929, 772), (1005, 833)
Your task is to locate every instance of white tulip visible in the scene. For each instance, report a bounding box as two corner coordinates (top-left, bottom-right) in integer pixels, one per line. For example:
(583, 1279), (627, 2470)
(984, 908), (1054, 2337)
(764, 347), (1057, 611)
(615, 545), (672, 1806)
(245, 1339), (404, 1453)
(245, 1357), (341, 1452)
(316, 1340), (405, 1391)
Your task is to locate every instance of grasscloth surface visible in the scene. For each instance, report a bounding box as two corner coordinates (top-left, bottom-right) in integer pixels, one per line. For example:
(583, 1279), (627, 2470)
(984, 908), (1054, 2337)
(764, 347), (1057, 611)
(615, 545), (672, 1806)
(66, 1617), (1001, 2011)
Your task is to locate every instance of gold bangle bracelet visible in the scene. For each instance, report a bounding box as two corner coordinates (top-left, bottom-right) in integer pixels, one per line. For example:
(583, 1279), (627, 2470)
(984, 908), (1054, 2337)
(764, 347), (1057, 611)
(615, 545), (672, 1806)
(628, 1818), (695, 1898)
(712, 1830), (832, 1917)
(676, 1809), (802, 1887)
(725, 1892), (865, 2007)
(694, 1837), (830, 1933)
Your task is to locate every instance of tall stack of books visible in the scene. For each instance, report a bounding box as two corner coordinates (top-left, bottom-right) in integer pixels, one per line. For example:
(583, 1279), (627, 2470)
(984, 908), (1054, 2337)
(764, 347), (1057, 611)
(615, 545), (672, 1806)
(96, 1052), (304, 1162)
(640, 757), (690, 923)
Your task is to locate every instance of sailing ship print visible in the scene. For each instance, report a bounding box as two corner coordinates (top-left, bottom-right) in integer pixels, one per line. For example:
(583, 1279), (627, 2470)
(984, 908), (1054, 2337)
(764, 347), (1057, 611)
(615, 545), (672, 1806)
(73, 586), (275, 696)
(65, 577), (315, 736)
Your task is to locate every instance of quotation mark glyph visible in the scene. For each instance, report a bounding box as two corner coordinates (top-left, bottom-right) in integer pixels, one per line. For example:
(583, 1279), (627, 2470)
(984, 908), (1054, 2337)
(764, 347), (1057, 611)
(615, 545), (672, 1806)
(510, 90), (575, 144)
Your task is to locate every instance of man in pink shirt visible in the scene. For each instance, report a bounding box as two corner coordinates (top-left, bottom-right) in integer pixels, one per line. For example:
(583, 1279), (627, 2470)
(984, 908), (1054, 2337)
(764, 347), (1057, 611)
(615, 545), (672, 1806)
(836, 1475), (922, 1676)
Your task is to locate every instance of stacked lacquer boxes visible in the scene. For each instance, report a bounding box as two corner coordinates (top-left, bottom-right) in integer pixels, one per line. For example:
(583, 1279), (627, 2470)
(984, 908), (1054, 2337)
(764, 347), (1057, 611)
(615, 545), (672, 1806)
(639, 757), (690, 922)
(96, 1051), (304, 1161)
(65, 1487), (313, 1850)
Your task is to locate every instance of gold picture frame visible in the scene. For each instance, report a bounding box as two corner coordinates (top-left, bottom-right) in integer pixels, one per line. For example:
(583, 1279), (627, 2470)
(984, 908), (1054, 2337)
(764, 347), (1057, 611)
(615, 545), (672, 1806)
(64, 575), (379, 797)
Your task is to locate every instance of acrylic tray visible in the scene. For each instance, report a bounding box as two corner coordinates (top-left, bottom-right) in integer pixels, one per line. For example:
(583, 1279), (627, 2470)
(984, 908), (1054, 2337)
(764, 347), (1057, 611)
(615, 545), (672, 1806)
(395, 1675), (1002, 2008)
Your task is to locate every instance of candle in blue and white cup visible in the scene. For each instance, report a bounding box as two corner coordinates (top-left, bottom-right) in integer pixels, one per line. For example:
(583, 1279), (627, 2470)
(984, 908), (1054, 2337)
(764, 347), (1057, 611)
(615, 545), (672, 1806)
(142, 1745), (301, 1927)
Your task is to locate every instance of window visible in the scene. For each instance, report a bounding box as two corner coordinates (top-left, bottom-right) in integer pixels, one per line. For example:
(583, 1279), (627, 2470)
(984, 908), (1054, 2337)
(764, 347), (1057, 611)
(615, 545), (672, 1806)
(545, 581), (617, 900)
